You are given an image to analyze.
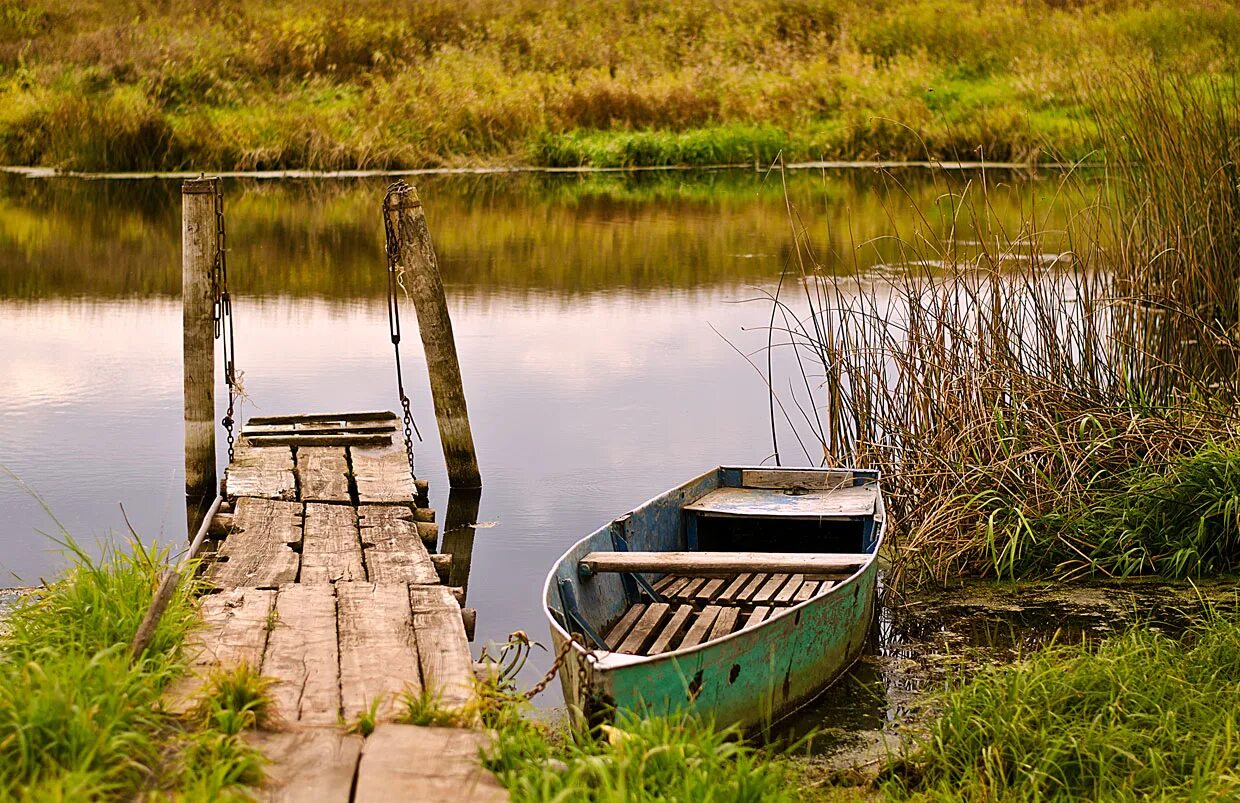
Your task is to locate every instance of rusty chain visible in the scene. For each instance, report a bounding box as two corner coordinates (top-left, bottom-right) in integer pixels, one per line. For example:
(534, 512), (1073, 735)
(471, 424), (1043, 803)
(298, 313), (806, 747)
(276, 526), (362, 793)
(524, 635), (594, 706)
(210, 177), (240, 462)
(381, 182), (423, 481)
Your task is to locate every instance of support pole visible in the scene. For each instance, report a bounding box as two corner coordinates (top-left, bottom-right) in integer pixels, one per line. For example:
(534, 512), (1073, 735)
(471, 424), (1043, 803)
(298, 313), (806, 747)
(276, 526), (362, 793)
(183, 177), (218, 528)
(385, 184), (482, 489)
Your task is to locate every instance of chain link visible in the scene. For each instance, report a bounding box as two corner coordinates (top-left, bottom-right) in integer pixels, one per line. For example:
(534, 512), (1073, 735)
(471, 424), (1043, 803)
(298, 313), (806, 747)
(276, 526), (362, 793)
(209, 177), (240, 463)
(381, 182), (423, 480)
(523, 634), (595, 713)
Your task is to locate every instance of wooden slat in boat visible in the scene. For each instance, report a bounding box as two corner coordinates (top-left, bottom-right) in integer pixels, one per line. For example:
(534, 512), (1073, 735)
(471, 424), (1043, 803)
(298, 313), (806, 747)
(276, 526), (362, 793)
(679, 606), (721, 649)
(683, 485), (876, 519)
(647, 605), (693, 655)
(694, 578), (725, 602)
(579, 551), (868, 576)
(605, 604), (647, 650)
(752, 573), (790, 604)
(773, 573), (803, 604)
(743, 606), (772, 629)
(717, 573), (751, 602)
(708, 607), (740, 641)
(737, 573), (768, 601)
(740, 469), (853, 490)
(793, 580), (819, 602)
(617, 603), (670, 654)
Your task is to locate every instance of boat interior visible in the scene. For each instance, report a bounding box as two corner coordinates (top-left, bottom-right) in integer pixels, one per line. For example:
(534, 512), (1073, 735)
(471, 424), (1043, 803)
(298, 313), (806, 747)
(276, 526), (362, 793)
(570, 468), (882, 657)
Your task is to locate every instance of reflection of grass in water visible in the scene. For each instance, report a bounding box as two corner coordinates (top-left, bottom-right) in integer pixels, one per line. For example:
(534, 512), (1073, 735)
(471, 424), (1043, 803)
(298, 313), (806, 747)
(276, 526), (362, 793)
(0, 168), (1075, 299)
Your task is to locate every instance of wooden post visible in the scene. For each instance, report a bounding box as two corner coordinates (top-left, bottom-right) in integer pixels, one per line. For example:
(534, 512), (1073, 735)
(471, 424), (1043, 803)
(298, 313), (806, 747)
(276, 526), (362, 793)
(384, 183), (482, 489)
(183, 177), (218, 527)
(441, 488), (482, 594)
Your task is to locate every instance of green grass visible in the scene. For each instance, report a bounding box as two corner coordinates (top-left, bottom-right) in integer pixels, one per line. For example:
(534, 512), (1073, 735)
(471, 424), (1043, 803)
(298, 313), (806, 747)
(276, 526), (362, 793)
(883, 614), (1240, 801)
(0, 536), (266, 799)
(2, 0), (1238, 170)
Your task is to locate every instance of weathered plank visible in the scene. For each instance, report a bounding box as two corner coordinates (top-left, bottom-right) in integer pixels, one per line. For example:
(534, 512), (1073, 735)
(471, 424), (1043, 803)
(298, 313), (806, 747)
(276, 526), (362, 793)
(248, 433), (392, 448)
(338, 582), (421, 721)
(166, 588), (275, 711)
(352, 446), (416, 504)
(647, 605), (693, 655)
(708, 607), (740, 641)
(248, 411), (398, 426)
(617, 603), (670, 654)
(737, 573), (768, 601)
(793, 580), (820, 602)
(264, 583), (340, 725)
(207, 498), (302, 588)
(684, 485), (877, 519)
(678, 578), (705, 598)
(718, 573), (751, 602)
(679, 606), (722, 649)
(652, 576), (677, 593)
(773, 573), (804, 604)
(753, 573), (791, 604)
(694, 578), (725, 602)
(296, 447), (351, 502)
(743, 606), (771, 629)
(581, 552), (868, 576)
(409, 585), (476, 714)
(740, 469), (853, 490)
(358, 505), (438, 584)
(663, 577), (692, 596)
(300, 503), (365, 584)
(224, 446), (296, 500)
(244, 421), (397, 437)
(604, 604), (647, 651)
(247, 728), (363, 803)
(353, 724), (507, 803)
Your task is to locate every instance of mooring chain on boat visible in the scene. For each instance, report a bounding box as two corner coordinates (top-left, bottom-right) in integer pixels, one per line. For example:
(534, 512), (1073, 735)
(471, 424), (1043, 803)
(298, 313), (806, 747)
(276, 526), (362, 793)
(523, 636), (594, 702)
(381, 182), (423, 480)
(209, 177), (241, 462)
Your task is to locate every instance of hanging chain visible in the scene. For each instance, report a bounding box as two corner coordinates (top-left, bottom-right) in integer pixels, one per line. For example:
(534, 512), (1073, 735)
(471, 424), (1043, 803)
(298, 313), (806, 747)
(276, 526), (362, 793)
(523, 634), (595, 711)
(210, 178), (240, 462)
(382, 182), (423, 481)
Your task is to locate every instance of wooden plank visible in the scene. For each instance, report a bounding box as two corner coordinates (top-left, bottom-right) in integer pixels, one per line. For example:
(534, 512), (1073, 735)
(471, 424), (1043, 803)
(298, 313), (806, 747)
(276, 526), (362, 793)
(773, 573), (804, 604)
(358, 505), (438, 584)
(409, 586), (476, 714)
(743, 606), (771, 629)
(224, 446), (296, 500)
(662, 577), (691, 597)
(694, 578), (725, 602)
(247, 728), (363, 803)
(296, 447), (351, 502)
(708, 607), (740, 641)
(678, 606), (721, 649)
(338, 582), (421, 721)
(248, 411), (398, 426)
(166, 588), (275, 711)
(580, 552), (868, 576)
(647, 605), (694, 655)
(352, 445), (417, 504)
(244, 422), (397, 437)
(616, 603), (670, 654)
(718, 573), (751, 602)
(246, 433), (391, 448)
(793, 580), (820, 602)
(353, 724), (508, 803)
(301, 503), (365, 584)
(677, 578), (705, 599)
(208, 498), (301, 588)
(683, 485), (877, 519)
(604, 604), (647, 651)
(652, 576), (677, 593)
(740, 469), (853, 490)
(737, 573), (768, 601)
(264, 583), (340, 725)
(752, 573), (790, 604)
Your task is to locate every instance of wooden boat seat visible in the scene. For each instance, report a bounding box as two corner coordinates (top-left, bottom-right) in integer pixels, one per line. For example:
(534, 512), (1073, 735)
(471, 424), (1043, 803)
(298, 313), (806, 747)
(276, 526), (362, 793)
(578, 551), (868, 576)
(601, 572), (837, 655)
(683, 484), (876, 520)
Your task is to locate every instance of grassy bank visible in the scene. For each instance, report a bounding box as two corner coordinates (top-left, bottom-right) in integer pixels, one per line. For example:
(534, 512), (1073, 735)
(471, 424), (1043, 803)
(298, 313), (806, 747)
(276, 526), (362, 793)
(883, 613), (1240, 800)
(3, 0), (1239, 170)
(0, 538), (264, 799)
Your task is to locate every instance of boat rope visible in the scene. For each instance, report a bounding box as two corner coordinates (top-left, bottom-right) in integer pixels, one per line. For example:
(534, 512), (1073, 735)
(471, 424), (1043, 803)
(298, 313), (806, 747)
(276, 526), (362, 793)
(382, 182), (423, 481)
(209, 177), (242, 463)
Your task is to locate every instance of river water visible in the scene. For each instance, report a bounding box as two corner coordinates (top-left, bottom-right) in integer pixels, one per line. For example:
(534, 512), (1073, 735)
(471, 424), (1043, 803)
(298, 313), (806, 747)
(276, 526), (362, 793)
(0, 167), (1075, 714)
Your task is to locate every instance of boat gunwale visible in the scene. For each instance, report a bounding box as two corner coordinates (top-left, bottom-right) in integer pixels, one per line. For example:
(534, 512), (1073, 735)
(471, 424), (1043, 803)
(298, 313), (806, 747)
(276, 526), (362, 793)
(542, 465), (885, 669)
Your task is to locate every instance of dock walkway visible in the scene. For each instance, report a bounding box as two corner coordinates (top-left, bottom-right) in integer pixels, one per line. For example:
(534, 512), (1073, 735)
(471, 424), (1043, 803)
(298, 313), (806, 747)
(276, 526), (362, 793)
(171, 411), (505, 802)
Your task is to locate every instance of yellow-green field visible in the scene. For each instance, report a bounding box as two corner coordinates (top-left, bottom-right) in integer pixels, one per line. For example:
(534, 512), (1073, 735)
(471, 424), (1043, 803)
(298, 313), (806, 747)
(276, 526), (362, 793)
(2, 0), (1238, 170)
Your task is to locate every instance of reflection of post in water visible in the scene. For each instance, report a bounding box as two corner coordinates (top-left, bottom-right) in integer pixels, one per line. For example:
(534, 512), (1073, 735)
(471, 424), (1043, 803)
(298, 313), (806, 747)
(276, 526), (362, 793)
(440, 488), (483, 598)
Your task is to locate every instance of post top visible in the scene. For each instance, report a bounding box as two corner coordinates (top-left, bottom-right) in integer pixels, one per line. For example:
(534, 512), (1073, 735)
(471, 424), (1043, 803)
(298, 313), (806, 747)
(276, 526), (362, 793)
(182, 176), (218, 194)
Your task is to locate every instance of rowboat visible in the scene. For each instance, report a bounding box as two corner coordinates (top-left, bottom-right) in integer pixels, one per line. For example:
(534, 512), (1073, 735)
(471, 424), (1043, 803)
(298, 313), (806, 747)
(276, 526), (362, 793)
(542, 465), (884, 729)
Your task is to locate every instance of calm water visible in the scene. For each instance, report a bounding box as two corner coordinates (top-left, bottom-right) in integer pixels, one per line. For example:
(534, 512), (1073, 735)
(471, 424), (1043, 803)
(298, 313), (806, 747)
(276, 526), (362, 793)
(0, 168), (1071, 702)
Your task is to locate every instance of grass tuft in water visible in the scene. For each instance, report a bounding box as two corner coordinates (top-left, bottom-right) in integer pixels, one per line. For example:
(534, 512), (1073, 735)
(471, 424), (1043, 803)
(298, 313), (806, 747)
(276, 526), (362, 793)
(884, 614), (1240, 800)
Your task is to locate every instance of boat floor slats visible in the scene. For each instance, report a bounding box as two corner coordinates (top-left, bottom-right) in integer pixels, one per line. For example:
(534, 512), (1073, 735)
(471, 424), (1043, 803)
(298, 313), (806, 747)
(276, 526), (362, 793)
(773, 573), (804, 604)
(744, 606), (772, 629)
(652, 576), (677, 593)
(752, 573), (790, 604)
(678, 605), (721, 649)
(708, 607), (740, 641)
(605, 603), (647, 650)
(718, 573), (752, 602)
(617, 603), (671, 654)
(680, 578), (706, 598)
(793, 580), (819, 602)
(648, 605), (694, 655)
(695, 578), (725, 602)
(662, 577), (692, 596)
(737, 573), (769, 601)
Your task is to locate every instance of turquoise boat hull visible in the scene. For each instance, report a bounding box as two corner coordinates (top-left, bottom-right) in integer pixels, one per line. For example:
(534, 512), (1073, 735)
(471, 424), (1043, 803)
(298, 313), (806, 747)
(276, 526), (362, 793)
(543, 466), (884, 730)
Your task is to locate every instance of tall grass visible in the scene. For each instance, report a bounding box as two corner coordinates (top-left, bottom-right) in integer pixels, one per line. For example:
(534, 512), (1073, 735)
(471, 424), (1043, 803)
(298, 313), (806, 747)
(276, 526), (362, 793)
(0, 535), (264, 799)
(884, 614), (1240, 800)
(2, 0), (1238, 169)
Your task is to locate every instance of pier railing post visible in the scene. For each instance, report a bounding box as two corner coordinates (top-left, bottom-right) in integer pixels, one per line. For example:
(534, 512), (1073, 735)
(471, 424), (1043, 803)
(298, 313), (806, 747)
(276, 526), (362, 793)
(183, 177), (218, 529)
(385, 183), (482, 489)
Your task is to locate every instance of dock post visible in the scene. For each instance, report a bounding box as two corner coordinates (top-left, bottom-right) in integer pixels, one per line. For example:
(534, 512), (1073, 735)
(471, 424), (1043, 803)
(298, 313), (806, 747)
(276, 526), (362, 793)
(384, 183), (482, 489)
(182, 177), (218, 530)
(441, 488), (483, 595)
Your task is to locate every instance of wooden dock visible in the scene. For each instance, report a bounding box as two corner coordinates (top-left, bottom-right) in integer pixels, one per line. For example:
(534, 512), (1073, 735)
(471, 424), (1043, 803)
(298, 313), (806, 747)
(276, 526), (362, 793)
(171, 411), (505, 802)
